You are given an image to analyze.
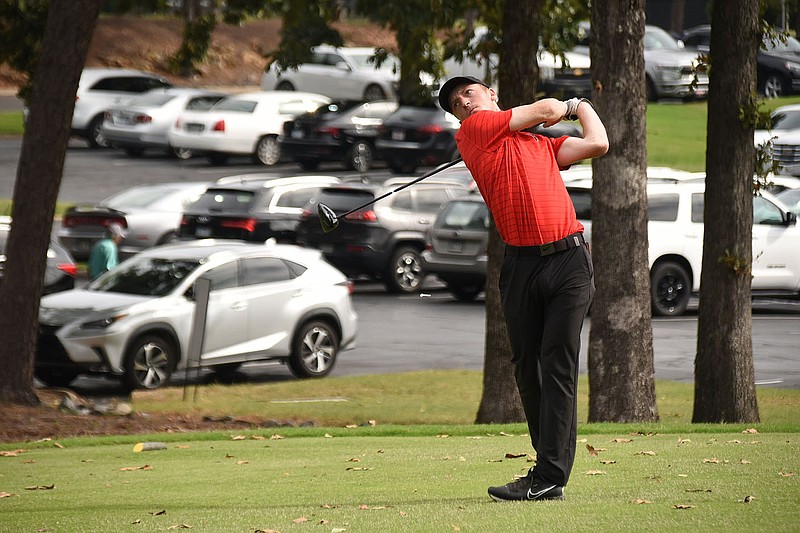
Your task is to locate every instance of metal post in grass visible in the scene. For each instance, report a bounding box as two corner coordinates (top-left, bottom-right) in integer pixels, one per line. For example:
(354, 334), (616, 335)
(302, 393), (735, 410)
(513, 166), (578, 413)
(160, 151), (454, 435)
(183, 277), (210, 402)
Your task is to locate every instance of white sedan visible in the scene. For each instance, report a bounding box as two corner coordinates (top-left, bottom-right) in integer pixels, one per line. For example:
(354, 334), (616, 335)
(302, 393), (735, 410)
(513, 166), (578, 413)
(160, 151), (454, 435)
(36, 240), (358, 390)
(168, 91), (330, 166)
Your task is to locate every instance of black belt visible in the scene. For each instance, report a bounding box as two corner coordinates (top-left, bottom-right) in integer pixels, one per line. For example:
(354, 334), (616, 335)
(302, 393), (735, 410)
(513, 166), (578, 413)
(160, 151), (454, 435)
(505, 232), (585, 257)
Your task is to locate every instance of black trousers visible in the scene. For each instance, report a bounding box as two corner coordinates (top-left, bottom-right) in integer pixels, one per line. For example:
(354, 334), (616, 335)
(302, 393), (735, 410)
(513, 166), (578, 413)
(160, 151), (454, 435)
(498, 240), (594, 486)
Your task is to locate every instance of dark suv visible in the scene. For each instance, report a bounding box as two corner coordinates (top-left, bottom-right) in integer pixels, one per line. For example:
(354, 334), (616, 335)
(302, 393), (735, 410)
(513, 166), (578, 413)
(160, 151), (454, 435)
(296, 171), (471, 293)
(180, 174), (340, 243)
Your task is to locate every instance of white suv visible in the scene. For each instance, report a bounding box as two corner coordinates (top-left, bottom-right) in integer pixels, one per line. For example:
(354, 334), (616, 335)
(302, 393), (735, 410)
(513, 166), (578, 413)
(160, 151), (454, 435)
(72, 68), (172, 148)
(564, 168), (800, 315)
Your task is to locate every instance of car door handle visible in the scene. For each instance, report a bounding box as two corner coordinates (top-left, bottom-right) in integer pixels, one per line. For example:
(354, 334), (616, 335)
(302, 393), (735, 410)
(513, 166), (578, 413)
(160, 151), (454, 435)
(418, 218), (429, 224)
(231, 301), (248, 311)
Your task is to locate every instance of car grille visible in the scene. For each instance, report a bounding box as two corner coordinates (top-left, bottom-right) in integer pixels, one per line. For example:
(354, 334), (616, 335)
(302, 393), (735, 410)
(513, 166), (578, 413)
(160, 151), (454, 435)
(773, 143), (800, 167)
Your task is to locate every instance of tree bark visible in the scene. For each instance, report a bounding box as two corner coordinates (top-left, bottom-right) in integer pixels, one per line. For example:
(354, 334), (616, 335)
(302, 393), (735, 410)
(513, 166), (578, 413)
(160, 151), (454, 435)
(587, 0), (659, 422)
(693, 0), (760, 423)
(474, 0), (540, 424)
(0, 0), (102, 405)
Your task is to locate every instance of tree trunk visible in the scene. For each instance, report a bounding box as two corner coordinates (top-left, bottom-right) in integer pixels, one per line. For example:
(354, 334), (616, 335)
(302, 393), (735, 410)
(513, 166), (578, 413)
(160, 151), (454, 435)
(587, 0), (659, 422)
(474, 0), (540, 424)
(0, 0), (102, 405)
(693, 0), (760, 423)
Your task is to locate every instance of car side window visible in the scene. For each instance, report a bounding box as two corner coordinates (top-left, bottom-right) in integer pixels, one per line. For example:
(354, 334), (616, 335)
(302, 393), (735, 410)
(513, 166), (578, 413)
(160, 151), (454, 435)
(392, 190), (413, 210)
(275, 188), (320, 209)
(415, 188), (450, 212)
(90, 76), (140, 92)
(567, 189), (592, 220)
(647, 194), (679, 221)
(186, 96), (223, 111)
(753, 196), (784, 225)
(204, 262), (239, 291)
(242, 257), (293, 286)
(691, 193), (704, 223)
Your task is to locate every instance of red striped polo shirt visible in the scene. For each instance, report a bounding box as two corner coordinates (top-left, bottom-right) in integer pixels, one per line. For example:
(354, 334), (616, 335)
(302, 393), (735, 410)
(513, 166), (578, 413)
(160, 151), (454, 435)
(455, 109), (584, 246)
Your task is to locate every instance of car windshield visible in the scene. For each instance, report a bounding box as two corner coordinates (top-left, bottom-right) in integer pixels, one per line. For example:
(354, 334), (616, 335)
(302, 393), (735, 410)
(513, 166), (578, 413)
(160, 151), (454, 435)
(103, 185), (190, 209)
(771, 109), (800, 130)
(776, 188), (800, 211)
(644, 27), (682, 51)
(212, 98), (258, 113)
(762, 35), (800, 53)
(437, 200), (489, 230)
(89, 256), (200, 296)
(190, 189), (256, 211)
(315, 189), (375, 211)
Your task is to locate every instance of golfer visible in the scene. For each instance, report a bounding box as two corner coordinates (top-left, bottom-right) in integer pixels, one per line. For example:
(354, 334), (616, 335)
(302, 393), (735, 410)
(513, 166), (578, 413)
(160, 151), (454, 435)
(438, 75), (608, 501)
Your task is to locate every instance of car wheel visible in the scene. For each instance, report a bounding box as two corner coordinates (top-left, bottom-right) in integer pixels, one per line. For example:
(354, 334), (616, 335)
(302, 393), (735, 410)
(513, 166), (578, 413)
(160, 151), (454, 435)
(450, 283), (484, 302)
(207, 153), (229, 165)
(122, 334), (176, 390)
(385, 246), (425, 293)
(762, 73), (785, 99)
(388, 159), (418, 174)
(276, 80), (295, 91)
(650, 261), (691, 317)
(297, 157), (320, 171)
(363, 84), (386, 101)
(88, 115), (111, 148)
(172, 146), (194, 159)
(288, 320), (339, 378)
(255, 135), (281, 166)
(35, 368), (79, 387)
(346, 140), (373, 172)
(645, 76), (658, 102)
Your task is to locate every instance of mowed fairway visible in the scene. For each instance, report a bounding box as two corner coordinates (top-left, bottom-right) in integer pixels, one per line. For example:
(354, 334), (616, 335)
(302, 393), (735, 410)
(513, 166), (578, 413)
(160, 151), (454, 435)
(1, 428), (798, 532)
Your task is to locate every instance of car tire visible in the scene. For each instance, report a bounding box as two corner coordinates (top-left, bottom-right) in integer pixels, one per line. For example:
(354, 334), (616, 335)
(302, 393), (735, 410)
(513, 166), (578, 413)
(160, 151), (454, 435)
(346, 140), (373, 172)
(762, 73), (785, 99)
(88, 115), (111, 148)
(297, 157), (320, 171)
(650, 261), (691, 317)
(35, 368), (79, 387)
(172, 146), (194, 159)
(449, 283), (484, 302)
(121, 333), (176, 390)
(388, 159), (418, 174)
(276, 80), (295, 91)
(385, 245), (425, 293)
(288, 320), (339, 378)
(363, 84), (387, 101)
(255, 135), (281, 166)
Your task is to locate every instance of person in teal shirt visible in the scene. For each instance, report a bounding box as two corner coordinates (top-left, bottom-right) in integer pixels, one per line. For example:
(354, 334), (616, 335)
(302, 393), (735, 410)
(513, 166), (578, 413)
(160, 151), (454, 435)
(88, 223), (125, 280)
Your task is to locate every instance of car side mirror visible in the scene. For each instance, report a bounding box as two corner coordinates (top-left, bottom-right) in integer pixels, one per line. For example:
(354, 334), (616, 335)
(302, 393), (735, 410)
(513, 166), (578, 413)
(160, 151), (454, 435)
(786, 211), (797, 226)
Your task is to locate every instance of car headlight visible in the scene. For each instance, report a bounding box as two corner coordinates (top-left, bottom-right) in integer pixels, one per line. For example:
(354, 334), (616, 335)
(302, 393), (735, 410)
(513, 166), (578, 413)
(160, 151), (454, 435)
(657, 65), (684, 82)
(82, 314), (128, 330)
(785, 61), (800, 76)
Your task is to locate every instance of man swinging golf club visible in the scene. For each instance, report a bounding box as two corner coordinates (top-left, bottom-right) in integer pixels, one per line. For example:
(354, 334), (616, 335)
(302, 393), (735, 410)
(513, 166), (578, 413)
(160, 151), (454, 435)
(438, 75), (608, 501)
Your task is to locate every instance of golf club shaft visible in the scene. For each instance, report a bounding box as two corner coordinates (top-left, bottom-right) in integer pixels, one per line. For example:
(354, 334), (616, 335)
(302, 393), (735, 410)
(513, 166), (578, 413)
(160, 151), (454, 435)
(335, 158), (464, 219)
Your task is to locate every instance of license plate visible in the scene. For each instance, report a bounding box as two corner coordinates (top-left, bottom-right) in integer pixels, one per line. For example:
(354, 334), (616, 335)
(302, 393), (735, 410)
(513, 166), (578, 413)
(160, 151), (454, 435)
(186, 123), (204, 132)
(196, 226), (212, 238)
(391, 130), (405, 141)
(447, 241), (464, 253)
(291, 129), (305, 139)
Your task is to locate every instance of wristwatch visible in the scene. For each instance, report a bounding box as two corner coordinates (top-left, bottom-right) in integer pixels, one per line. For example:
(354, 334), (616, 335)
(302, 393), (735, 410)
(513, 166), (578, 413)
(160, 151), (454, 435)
(563, 97), (593, 121)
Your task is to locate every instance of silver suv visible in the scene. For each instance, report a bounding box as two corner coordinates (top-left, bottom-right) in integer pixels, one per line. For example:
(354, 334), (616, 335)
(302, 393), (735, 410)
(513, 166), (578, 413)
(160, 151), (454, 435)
(72, 68), (172, 148)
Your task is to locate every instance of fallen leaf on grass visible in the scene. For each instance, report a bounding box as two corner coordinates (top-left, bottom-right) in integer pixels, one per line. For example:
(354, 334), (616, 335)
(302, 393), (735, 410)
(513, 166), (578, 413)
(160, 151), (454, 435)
(586, 444), (598, 456)
(0, 449), (26, 457)
(149, 510), (166, 516)
(368, 420), (377, 427)
(612, 438), (633, 443)
(436, 434), (451, 438)
(254, 529), (280, 533)
(166, 524), (191, 529)
(703, 458), (720, 464)
(632, 499), (652, 504)
(131, 519), (141, 524)
(120, 465), (152, 471)
(251, 435), (266, 441)
(24, 485), (54, 490)
(324, 433), (333, 438)
(270, 435), (284, 440)
(742, 428), (759, 434)
(504, 452), (528, 459)
(452, 525), (461, 531)
(347, 458), (361, 463)
(740, 495), (755, 503)
(677, 439), (691, 444)
(636, 451), (656, 456)
(345, 424), (358, 429)
(332, 529), (347, 533)
(685, 488), (712, 493)
(600, 460), (617, 465)
(739, 459), (752, 464)
(346, 467), (373, 471)
(779, 472), (794, 477)
(498, 432), (515, 437)
(53, 442), (64, 449)
(673, 504), (696, 509)
(726, 440), (741, 444)
(292, 517), (308, 524)
(231, 435), (246, 441)
(585, 470), (606, 476)
(236, 460), (249, 465)
(0, 492), (15, 498)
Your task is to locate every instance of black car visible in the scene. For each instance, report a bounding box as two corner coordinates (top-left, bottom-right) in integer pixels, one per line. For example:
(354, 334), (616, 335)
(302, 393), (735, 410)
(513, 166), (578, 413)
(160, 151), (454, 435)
(0, 217), (77, 295)
(179, 175), (340, 244)
(280, 100), (399, 172)
(682, 25), (800, 98)
(375, 104), (461, 174)
(296, 171), (471, 293)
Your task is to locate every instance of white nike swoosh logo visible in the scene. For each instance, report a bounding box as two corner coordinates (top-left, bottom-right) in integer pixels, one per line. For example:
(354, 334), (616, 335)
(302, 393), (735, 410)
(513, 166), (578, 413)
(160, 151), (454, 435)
(526, 484), (557, 499)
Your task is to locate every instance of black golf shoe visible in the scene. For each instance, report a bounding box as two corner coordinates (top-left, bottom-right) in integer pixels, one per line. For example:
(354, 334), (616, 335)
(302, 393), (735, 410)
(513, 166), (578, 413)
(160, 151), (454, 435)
(487, 469), (565, 502)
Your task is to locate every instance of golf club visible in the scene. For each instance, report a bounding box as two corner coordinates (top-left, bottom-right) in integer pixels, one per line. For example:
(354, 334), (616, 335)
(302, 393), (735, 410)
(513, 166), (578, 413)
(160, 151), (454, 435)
(317, 157), (464, 233)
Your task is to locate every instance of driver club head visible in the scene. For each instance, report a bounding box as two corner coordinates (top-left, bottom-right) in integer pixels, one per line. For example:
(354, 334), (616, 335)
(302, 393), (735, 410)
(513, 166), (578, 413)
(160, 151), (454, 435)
(318, 203), (339, 233)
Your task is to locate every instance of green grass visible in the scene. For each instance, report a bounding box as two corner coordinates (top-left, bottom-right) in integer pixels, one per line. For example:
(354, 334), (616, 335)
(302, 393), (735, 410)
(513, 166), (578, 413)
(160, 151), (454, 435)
(2, 372), (798, 532)
(0, 110), (23, 136)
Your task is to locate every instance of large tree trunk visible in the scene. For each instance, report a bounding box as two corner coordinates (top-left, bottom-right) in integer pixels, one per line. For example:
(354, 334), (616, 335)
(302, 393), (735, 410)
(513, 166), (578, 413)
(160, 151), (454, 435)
(587, 0), (659, 422)
(475, 0), (540, 424)
(0, 0), (102, 405)
(693, 0), (760, 423)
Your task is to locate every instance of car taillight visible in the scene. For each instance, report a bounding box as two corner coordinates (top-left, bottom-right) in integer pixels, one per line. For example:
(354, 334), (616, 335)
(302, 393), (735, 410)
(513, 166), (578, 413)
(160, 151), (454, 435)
(174, 118), (182, 128)
(220, 218), (257, 232)
(317, 126), (341, 137)
(337, 280), (355, 295)
(300, 208), (312, 220)
(135, 114), (152, 124)
(57, 263), (78, 277)
(180, 215), (189, 226)
(418, 124), (444, 134)
(62, 216), (127, 228)
(344, 210), (377, 222)
(213, 120), (225, 132)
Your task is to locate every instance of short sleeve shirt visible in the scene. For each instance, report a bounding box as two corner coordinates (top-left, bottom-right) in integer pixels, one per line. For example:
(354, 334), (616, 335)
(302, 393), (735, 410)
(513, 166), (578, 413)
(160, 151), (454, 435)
(455, 109), (584, 246)
(88, 238), (118, 280)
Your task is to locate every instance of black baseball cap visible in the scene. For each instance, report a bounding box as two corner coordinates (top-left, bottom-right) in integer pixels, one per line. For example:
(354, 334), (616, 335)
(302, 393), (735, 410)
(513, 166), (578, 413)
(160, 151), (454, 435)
(438, 75), (490, 114)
